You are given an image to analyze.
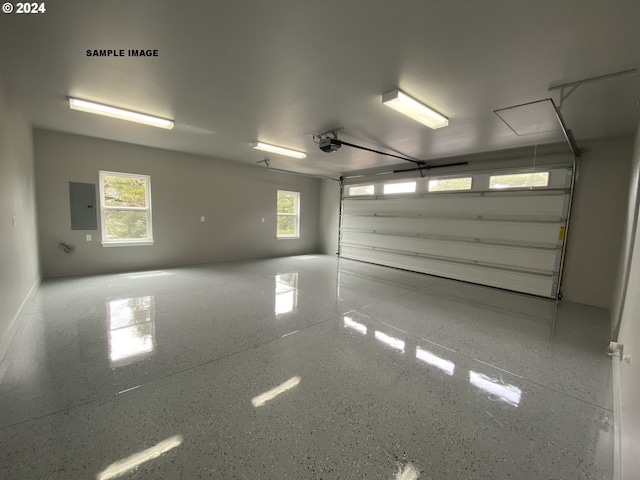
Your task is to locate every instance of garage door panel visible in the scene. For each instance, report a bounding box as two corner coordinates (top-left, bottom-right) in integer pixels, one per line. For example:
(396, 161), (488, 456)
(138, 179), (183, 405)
(341, 232), (558, 272)
(340, 246), (556, 298)
(343, 193), (567, 219)
(341, 216), (563, 247)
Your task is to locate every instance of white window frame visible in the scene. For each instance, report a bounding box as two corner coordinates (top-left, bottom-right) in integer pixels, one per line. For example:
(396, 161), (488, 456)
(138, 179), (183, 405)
(277, 190), (300, 239)
(99, 170), (154, 247)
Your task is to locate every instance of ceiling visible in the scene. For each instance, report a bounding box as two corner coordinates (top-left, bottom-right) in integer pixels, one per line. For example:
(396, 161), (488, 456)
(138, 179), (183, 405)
(1, 0), (639, 176)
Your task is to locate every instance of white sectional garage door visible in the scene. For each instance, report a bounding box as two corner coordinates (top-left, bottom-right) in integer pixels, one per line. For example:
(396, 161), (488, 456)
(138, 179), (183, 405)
(339, 166), (573, 298)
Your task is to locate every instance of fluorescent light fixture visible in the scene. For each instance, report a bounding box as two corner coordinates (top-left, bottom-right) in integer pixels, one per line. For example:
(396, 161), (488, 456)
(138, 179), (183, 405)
(253, 142), (307, 159)
(251, 376), (301, 407)
(97, 435), (183, 480)
(382, 89), (448, 129)
(69, 98), (174, 129)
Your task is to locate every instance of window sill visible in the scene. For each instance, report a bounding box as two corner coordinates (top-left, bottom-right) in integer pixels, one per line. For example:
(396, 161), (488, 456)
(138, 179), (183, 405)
(277, 236), (300, 240)
(102, 241), (154, 247)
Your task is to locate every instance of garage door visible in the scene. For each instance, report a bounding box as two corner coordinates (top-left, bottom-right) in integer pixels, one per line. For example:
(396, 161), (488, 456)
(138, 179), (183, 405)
(339, 166), (573, 298)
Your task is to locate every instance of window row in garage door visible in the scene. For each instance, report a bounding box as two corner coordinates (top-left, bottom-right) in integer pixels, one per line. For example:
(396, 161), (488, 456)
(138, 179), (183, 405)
(339, 165), (573, 298)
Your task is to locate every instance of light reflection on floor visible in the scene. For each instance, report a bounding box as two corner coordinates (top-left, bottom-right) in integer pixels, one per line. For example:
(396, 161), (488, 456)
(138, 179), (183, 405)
(96, 435), (183, 480)
(107, 296), (155, 367)
(0, 255), (613, 479)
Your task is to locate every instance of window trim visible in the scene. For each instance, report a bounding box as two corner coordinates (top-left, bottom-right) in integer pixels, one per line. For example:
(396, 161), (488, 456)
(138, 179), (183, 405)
(276, 190), (300, 239)
(99, 170), (154, 247)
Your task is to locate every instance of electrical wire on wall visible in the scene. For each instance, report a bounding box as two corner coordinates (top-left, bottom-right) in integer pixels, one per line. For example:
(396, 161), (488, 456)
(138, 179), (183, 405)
(58, 242), (75, 254)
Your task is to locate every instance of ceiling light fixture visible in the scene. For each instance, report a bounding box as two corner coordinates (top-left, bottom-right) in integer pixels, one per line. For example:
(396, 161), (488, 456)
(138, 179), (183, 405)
(382, 89), (448, 129)
(69, 98), (174, 129)
(253, 142), (307, 159)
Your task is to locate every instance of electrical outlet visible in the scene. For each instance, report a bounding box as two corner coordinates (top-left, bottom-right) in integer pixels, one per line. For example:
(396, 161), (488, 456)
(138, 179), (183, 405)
(201, 216), (205, 222)
(261, 218), (265, 223)
(86, 234), (92, 241)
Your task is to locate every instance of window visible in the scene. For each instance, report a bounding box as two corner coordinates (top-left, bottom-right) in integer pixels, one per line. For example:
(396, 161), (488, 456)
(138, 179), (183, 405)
(277, 190), (300, 238)
(489, 172), (549, 189)
(428, 177), (472, 192)
(383, 181), (416, 194)
(348, 184), (374, 196)
(99, 171), (153, 246)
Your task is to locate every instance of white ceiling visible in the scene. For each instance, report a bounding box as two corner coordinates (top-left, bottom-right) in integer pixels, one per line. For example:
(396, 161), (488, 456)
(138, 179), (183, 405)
(1, 0), (639, 176)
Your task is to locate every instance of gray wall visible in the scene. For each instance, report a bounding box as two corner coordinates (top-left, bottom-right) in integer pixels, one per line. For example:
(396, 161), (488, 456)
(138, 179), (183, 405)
(318, 179), (340, 255)
(34, 129), (321, 277)
(562, 138), (633, 307)
(0, 75), (40, 355)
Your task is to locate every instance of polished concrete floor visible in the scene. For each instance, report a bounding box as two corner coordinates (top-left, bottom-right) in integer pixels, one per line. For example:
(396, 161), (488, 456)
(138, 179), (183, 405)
(0, 255), (613, 479)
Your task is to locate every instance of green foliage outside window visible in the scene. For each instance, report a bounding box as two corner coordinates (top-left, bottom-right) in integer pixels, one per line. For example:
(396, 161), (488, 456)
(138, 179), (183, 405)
(104, 176), (146, 207)
(105, 211), (148, 239)
(102, 174), (151, 241)
(490, 172), (549, 189)
(429, 177), (472, 192)
(277, 215), (296, 235)
(277, 192), (296, 213)
(277, 191), (299, 237)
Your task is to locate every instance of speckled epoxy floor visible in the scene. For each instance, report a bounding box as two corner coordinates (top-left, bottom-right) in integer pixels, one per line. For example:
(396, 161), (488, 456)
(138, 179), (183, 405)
(0, 255), (613, 479)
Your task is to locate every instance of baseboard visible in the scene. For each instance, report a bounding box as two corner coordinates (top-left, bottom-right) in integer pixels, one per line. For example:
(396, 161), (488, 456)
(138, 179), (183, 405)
(613, 358), (622, 480)
(0, 276), (40, 362)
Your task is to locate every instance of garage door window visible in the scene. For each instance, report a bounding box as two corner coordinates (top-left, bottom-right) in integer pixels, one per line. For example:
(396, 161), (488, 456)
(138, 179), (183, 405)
(429, 177), (472, 192)
(348, 185), (374, 196)
(489, 172), (549, 189)
(383, 181), (416, 194)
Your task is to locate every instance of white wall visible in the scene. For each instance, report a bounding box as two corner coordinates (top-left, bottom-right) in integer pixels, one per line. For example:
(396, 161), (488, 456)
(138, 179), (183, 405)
(0, 75), (40, 356)
(617, 214), (640, 479)
(34, 130), (321, 277)
(318, 179), (340, 255)
(561, 138), (633, 307)
(612, 134), (640, 337)
(612, 125), (640, 480)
